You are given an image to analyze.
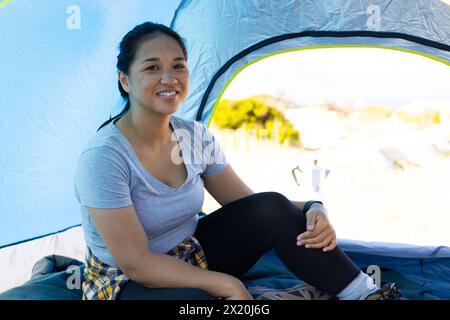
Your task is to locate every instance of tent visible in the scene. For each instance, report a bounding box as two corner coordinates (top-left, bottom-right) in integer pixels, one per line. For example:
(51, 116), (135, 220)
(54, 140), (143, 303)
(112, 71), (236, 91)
(1, 0), (449, 299)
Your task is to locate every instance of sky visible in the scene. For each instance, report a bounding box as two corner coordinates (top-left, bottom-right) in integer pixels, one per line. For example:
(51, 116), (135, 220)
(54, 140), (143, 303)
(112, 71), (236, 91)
(222, 48), (450, 110)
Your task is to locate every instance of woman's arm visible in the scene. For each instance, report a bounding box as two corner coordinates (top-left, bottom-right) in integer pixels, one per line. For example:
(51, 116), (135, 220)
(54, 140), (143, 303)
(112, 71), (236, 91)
(203, 164), (254, 206)
(87, 205), (252, 299)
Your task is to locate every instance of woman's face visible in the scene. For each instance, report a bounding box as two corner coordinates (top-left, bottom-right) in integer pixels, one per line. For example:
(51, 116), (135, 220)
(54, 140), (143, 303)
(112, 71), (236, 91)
(119, 34), (189, 115)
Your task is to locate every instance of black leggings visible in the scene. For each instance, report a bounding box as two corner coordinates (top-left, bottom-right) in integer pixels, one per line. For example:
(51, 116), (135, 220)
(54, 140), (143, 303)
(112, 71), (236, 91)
(117, 192), (360, 300)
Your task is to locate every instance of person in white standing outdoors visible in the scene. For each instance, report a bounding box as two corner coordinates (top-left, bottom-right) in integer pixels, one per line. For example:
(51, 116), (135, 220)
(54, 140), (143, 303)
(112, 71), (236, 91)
(311, 159), (330, 200)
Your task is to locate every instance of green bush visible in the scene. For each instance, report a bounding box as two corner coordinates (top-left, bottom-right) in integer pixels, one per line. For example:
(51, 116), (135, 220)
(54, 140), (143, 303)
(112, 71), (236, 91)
(213, 97), (300, 146)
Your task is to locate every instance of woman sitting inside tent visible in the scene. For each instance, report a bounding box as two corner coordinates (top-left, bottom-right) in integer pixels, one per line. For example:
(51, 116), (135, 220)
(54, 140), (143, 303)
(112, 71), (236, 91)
(74, 22), (400, 300)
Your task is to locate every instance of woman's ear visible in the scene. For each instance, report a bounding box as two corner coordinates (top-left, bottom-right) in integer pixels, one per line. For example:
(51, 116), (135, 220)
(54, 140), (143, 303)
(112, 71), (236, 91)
(118, 71), (130, 93)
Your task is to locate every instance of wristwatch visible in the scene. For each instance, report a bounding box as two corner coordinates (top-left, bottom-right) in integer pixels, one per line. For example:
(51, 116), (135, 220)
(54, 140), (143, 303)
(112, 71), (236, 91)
(302, 200), (324, 215)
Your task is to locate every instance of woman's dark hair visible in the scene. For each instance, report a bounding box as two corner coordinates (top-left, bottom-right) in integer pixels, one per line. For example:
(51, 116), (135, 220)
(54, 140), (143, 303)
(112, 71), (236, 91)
(97, 22), (187, 131)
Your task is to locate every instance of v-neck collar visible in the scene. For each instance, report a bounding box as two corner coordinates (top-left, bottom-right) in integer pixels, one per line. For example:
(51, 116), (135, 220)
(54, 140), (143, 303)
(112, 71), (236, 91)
(111, 115), (190, 192)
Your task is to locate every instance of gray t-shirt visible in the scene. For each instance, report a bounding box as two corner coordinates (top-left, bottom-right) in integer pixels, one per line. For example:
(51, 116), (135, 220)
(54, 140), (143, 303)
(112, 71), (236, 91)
(74, 115), (228, 267)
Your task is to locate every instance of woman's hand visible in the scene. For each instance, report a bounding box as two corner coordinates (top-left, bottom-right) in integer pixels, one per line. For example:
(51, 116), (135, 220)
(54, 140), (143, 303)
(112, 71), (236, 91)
(223, 277), (254, 300)
(296, 204), (337, 252)
(209, 272), (254, 300)
(225, 281), (254, 300)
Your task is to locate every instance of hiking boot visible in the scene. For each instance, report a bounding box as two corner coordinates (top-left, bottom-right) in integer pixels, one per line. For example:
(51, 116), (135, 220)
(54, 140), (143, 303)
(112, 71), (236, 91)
(365, 281), (401, 300)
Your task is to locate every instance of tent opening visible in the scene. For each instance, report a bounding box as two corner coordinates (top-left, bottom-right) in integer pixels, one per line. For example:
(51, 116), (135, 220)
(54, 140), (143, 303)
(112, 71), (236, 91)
(204, 47), (450, 247)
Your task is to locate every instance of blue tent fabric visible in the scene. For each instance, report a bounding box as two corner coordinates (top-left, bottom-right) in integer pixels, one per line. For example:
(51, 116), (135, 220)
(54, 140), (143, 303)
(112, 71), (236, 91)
(244, 249), (445, 300)
(0, 0), (182, 249)
(171, 0), (450, 122)
(1, 0), (449, 298)
(0, 256), (84, 300)
(339, 240), (450, 299)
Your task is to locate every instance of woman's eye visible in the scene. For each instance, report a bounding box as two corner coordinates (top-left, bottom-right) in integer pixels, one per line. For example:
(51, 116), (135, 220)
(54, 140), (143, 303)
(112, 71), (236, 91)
(174, 64), (185, 70)
(146, 65), (158, 71)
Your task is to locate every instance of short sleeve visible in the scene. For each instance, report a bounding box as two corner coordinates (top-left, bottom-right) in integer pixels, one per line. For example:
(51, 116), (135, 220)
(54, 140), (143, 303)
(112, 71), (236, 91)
(200, 125), (229, 177)
(74, 146), (133, 209)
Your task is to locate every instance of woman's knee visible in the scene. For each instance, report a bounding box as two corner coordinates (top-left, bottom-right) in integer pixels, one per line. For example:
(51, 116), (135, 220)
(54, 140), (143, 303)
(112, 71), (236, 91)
(267, 192), (307, 228)
(252, 191), (290, 208)
(252, 192), (304, 223)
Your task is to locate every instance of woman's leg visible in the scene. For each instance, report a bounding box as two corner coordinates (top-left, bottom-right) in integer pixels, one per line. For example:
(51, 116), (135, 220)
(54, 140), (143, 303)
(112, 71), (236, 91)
(117, 281), (212, 300)
(194, 192), (360, 295)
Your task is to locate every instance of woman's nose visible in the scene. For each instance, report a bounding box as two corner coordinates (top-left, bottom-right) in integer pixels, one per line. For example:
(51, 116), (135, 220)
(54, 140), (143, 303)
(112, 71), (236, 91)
(161, 70), (178, 84)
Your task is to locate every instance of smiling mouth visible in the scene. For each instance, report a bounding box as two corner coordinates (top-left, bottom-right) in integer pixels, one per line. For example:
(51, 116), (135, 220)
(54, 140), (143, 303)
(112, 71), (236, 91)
(156, 90), (180, 97)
